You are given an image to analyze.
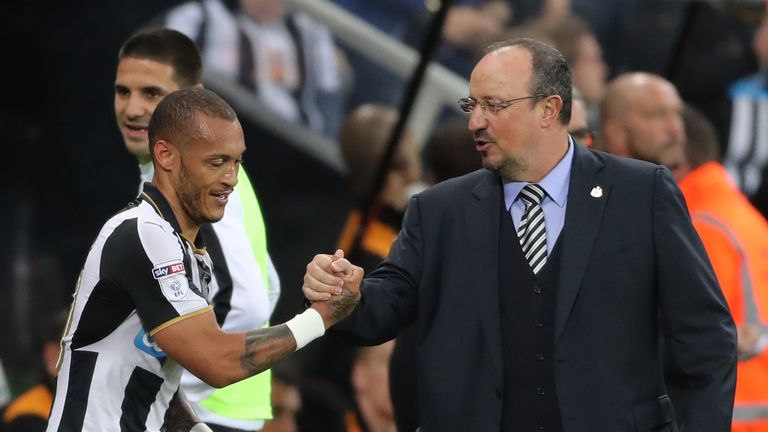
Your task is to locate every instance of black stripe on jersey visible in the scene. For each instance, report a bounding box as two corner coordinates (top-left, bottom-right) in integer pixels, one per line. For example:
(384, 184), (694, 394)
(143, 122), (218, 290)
(58, 350), (98, 432)
(119, 366), (164, 431)
(71, 219), (139, 349)
(200, 224), (232, 326)
(71, 278), (134, 350)
(102, 218), (181, 333)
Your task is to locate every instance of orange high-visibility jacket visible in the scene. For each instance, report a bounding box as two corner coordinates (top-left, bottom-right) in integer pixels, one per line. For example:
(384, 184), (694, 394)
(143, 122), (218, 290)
(679, 162), (768, 431)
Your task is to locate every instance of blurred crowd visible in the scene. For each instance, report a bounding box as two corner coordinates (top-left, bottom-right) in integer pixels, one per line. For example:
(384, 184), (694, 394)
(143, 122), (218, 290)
(3, 0), (768, 430)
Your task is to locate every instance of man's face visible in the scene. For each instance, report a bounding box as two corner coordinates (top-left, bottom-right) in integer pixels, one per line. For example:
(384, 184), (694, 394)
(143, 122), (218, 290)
(114, 57), (181, 164)
(754, 15), (768, 65)
(621, 80), (685, 168)
(467, 47), (543, 181)
(172, 114), (245, 225)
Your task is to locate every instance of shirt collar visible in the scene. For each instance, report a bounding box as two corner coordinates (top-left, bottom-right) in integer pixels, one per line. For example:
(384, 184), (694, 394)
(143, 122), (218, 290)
(140, 183), (184, 235)
(503, 136), (574, 210)
(140, 183), (208, 251)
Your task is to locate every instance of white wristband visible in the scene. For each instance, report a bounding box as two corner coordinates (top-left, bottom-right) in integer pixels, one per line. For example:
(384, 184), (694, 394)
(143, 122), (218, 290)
(190, 423), (213, 432)
(285, 308), (325, 350)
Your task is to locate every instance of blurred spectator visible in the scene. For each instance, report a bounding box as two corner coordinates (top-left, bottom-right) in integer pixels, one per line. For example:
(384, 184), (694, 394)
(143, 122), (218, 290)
(726, 5), (768, 216)
(568, 87), (593, 147)
(599, 72), (687, 180)
(262, 365), (301, 432)
(422, 116), (481, 185)
(332, 0), (506, 106)
(679, 104), (768, 431)
(436, 1), (508, 76)
(298, 105), (423, 426)
(158, 0), (346, 137)
(533, 14), (607, 128)
(1, 311), (66, 432)
(348, 342), (397, 432)
(336, 104), (424, 265)
(389, 114), (481, 432)
(570, 0), (637, 73)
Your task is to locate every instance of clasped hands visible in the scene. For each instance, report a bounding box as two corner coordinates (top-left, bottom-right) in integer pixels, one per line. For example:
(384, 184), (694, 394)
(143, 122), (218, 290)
(303, 249), (364, 328)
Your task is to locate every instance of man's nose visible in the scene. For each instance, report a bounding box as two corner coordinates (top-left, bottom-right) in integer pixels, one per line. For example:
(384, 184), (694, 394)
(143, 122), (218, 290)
(222, 164), (239, 187)
(124, 95), (148, 119)
(467, 106), (488, 132)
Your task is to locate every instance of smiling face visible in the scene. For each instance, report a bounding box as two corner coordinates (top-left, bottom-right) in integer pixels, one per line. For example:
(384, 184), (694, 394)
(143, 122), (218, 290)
(171, 114), (245, 226)
(467, 47), (544, 181)
(114, 57), (182, 164)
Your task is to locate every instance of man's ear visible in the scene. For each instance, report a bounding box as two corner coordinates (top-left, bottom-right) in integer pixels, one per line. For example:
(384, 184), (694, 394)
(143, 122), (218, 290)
(541, 95), (563, 128)
(153, 139), (177, 172)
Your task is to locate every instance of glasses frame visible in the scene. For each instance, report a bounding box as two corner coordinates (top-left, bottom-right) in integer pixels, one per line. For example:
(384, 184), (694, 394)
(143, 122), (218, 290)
(457, 94), (547, 114)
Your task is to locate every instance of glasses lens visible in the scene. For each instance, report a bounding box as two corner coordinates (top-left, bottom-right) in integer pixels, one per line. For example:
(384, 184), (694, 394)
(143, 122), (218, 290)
(458, 98), (474, 113)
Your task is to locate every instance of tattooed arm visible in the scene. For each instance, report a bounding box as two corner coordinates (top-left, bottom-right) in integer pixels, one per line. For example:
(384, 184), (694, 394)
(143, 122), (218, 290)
(153, 255), (362, 387)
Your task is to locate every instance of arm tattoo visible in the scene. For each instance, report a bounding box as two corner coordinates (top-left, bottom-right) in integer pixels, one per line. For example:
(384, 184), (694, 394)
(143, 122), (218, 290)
(240, 325), (296, 376)
(329, 288), (359, 324)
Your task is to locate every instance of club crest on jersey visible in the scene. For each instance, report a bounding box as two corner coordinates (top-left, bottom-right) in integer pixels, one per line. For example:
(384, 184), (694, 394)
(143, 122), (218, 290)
(152, 261), (186, 279)
(134, 330), (166, 358)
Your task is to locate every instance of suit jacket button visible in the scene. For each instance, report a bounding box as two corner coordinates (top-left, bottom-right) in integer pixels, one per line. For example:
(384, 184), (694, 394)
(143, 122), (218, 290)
(495, 387), (502, 398)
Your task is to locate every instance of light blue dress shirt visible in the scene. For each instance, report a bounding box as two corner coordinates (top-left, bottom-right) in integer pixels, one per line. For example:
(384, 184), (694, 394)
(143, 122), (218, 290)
(503, 137), (574, 254)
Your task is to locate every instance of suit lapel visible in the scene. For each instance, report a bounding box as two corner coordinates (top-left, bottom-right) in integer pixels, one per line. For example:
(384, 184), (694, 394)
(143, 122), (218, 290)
(467, 171), (504, 378)
(555, 145), (609, 343)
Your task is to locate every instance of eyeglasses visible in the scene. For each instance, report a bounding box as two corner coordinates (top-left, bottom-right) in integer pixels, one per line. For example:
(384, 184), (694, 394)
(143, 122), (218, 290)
(457, 94), (546, 114)
(569, 128), (594, 147)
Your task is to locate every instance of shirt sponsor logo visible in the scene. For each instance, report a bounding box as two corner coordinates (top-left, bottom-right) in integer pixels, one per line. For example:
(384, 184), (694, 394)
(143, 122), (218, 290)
(152, 261), (185, 279)
(134, 330), (166, 358)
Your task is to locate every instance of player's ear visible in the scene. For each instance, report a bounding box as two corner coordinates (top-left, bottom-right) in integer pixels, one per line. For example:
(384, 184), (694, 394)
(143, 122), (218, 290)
(153, 139), (178, 172)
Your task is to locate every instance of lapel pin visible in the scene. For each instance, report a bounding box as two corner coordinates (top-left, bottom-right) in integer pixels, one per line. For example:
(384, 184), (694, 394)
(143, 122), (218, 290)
(590, 186), (603, 198)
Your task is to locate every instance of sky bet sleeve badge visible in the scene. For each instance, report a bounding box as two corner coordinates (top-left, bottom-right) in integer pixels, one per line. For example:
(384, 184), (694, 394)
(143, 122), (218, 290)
(152, 260), (190, 301)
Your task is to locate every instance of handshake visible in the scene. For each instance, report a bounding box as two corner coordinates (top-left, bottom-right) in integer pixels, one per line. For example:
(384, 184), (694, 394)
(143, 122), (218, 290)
(285, 250), (364, 350)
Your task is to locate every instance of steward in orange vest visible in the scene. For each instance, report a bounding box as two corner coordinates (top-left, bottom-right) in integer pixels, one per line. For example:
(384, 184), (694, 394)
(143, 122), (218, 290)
(681, 107), (768, 431)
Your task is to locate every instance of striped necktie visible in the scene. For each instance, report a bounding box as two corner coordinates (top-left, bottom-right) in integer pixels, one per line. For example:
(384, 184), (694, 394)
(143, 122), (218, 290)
(517, 183), (548, 274)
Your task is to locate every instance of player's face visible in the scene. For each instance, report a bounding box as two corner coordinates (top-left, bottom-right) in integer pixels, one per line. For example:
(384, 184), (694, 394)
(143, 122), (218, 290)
(175, 114), (245, 225)
(114, 57), (181, 164)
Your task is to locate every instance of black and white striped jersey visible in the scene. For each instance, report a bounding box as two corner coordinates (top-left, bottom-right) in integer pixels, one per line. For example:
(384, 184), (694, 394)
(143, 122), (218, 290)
(47, 184), (214, 432)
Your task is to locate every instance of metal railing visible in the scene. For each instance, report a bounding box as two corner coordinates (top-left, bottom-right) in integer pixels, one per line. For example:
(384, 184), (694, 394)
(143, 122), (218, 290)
(205, 0), (469, 174)
(205, 73), (347, 174)
(285, 0), (468, 147)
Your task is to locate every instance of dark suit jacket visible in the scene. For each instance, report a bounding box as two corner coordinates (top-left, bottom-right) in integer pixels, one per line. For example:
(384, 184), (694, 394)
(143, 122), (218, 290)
(336, 144), (737, 432)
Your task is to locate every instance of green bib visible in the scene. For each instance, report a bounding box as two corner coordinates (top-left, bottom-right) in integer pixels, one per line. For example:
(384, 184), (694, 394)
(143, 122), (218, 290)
(200, 169), (272, 420)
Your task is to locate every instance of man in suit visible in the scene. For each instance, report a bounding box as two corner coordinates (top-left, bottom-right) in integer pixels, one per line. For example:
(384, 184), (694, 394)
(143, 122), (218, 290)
(303, 38), (737, 431)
